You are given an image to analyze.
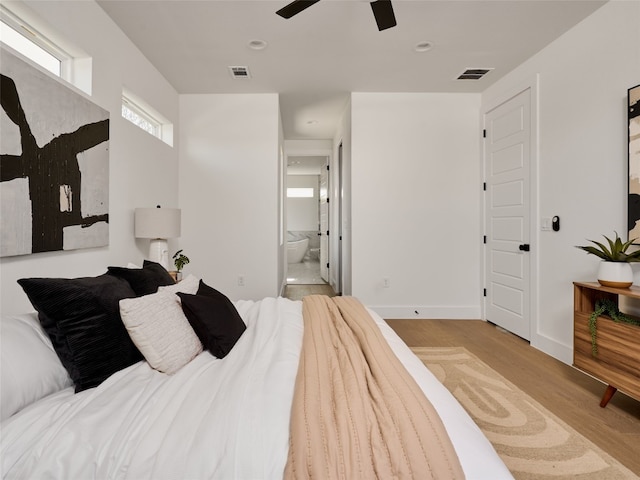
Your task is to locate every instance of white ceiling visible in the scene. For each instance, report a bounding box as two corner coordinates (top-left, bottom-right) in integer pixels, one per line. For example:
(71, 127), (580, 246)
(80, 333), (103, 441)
(97, 0), (606, 140)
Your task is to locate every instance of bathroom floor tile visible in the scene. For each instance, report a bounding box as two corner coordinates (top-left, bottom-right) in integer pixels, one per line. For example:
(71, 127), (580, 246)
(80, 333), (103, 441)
(286, 260), (326, 285)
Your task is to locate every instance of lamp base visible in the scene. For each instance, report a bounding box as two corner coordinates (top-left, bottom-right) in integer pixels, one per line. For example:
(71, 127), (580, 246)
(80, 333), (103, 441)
(148, 238), (169, 270)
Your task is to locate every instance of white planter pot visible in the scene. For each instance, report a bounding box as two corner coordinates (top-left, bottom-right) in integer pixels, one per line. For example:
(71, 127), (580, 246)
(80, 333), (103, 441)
(597, 261), (633, 288)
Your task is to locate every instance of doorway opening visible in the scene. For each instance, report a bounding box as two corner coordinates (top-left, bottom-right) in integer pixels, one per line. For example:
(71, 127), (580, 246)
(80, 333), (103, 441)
(286, 155), (329, 286)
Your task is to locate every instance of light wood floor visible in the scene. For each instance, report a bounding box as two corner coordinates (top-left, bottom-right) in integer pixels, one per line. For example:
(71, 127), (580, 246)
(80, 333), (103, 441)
(282, 283), (336, 301)
(386, 319), (640, 475)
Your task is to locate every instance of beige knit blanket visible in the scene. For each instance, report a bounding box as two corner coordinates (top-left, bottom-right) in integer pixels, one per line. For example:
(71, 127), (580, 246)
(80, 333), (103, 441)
(284, 295), (465, 480)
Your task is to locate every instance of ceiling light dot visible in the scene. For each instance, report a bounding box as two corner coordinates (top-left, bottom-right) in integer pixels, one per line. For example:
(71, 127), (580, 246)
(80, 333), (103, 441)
(414, 41), (433, 53)
(248, 39), (267, 50)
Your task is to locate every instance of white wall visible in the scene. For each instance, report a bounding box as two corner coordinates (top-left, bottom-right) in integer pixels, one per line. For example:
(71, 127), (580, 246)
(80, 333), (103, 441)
(179, 94), (280, 301)
(350, 93), (482, 319)
(0, 0), (179, 315)
(482, 0), (640, 363)
(287, 175), (319, 231)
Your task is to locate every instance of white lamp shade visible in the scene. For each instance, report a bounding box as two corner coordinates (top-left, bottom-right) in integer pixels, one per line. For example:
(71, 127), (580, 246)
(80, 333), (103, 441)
(134, 207), (181, 239)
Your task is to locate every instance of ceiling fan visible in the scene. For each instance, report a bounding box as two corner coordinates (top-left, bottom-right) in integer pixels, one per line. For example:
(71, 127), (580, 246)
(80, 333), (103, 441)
(276, 0), (397, 31)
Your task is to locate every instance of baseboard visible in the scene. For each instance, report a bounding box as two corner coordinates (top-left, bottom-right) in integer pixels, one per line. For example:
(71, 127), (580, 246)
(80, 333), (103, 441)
(369, 305), (481, 320)
(530, 333), (573, 365)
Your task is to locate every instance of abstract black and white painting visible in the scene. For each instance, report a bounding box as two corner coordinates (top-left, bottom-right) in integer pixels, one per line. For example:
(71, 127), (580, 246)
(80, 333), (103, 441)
(628, 84), (640, 241)
(1, 48), (109, 257)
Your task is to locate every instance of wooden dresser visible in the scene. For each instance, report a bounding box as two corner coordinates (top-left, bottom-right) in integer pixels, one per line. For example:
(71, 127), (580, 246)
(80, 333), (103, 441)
(573, 281), (640, 407)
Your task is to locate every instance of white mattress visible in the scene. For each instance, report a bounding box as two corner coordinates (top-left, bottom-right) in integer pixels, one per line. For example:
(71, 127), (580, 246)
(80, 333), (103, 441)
(1, 297), (512, 479)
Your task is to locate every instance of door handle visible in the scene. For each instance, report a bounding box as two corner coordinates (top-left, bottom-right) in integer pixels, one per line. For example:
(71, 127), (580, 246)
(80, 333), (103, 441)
(519, 244), (530, 252)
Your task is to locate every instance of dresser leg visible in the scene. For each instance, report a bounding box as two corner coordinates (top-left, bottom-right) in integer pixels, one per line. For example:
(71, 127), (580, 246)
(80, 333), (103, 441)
(599, 385), (617, 407)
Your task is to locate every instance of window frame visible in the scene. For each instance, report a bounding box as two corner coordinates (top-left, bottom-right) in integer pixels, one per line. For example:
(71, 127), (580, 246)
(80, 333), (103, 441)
(121, 88), (174, 146)
(122, 94), (163, 139)
(0, 6), (69, 77)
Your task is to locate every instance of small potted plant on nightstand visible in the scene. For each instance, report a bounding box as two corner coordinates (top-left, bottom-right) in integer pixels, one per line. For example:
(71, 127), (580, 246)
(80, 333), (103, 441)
(575, 232), (640, 288)
(170, 249), (190, 282)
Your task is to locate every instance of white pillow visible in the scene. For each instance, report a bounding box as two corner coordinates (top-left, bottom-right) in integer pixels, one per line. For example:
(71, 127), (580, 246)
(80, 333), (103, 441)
(119, 278), (202, 375)
(0, 314), (73, 421)
(158, 274), (200, 295)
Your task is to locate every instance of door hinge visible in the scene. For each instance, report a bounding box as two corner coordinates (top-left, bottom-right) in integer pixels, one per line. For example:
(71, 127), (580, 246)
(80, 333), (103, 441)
(327, 197), (330, 203)
(483, 288), (487, 297)
(326, 262), (330, 269)
(326, 230), (330, 236)
(326, 165), (330, 171)
(483, 129), (487, 138)
(483, 235), (487, 244)
(483, 182), (486, 191)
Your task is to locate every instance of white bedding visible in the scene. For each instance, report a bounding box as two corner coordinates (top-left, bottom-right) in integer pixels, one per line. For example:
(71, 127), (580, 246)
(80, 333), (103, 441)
(1, 297), (512, 479)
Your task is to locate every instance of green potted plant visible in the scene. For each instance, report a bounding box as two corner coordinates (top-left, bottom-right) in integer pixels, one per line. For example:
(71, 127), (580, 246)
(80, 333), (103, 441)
(587, 297), (640, 356)
(170, 249), (190, 282)
(576, 232), (640, 288)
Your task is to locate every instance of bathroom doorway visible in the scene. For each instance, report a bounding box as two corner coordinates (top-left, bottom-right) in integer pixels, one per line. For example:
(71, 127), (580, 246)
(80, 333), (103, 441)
(286, 156), (328, 285)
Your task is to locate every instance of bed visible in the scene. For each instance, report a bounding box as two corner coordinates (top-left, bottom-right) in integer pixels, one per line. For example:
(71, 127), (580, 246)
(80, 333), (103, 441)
(1, 261), (513, 479)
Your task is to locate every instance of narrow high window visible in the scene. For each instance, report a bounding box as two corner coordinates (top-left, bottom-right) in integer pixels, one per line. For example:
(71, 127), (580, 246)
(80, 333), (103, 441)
(0, 5), (92, 94)
(122, 94), (162, 138)
(121, 89), (174, 146)
(287, 188), (315, 198)
(0, 5), (70, 76)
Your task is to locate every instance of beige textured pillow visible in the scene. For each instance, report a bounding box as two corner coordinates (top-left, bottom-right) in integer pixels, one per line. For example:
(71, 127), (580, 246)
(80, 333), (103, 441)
(119, 280), (202, 374)
(158, 274), (200, 295)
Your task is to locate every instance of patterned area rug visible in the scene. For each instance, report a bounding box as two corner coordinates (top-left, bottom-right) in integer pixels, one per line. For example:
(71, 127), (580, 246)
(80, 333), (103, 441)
(411, 347), (638, 479)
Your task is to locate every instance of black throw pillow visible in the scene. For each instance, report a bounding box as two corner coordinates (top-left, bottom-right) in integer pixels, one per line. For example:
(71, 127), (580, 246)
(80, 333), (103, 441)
(17, 274), (143, 392)
(177, 280), (246, 359)
(107, 260), (175, 296)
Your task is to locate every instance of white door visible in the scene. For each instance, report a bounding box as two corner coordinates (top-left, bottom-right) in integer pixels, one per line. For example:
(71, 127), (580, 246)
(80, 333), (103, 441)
(335, 142), (343, 294)
(319, 160), (329, 282)
(485, 89), (531, 340)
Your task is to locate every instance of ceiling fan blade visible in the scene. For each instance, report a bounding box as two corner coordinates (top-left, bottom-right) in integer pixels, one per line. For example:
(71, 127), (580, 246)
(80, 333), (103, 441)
(276, 0), (321, 19)
(370, 0), (396, 31)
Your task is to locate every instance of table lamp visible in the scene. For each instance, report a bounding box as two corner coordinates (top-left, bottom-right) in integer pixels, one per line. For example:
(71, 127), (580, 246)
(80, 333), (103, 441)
(134, 206), (181, 269)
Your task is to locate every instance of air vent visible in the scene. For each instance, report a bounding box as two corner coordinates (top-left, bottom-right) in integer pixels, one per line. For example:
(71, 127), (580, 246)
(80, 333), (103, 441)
(457, 68), (493, 80)
(228, 66), (251, 79)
